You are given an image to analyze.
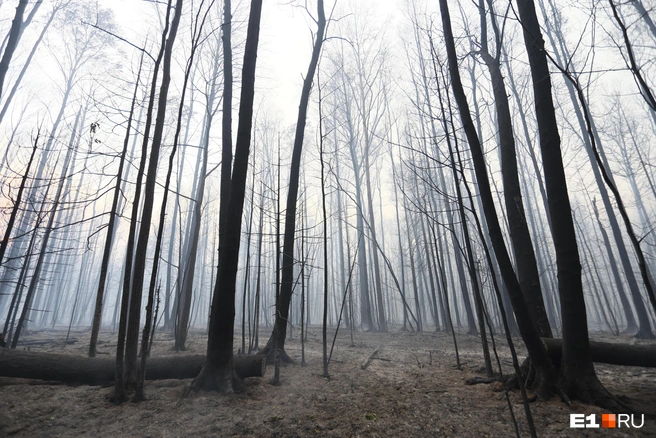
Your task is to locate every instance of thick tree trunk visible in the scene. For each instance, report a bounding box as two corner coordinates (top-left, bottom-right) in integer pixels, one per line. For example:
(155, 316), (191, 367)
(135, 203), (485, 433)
(218, 0), (233, 239)
(515, 0), (617, 407)
(0, 350), (266, 385)
(192, 0), (263, 393)
(629, 0), (656, 39)
(477, 1), (552, 338)
(438, 0), (557, 397)
(538, 0), (651, 336)
(542, 338), (656, 368)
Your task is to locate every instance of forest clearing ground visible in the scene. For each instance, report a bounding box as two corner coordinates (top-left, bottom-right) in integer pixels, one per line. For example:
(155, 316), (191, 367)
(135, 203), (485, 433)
(0, 327), (654, 437)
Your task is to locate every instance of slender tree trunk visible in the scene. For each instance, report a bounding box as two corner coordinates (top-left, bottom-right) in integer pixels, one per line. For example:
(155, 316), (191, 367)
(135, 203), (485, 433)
(0, 0), (56, 126)
(3, 180), (49, 340)
(334, 154), (350, 330)
(362, 142), (387, 332)
(11, 109), (80, 347)
(113, 2), (171, 404)
(320, 86), (329, 377)
(0, 0), (28, 100)
(133, 0), (206, 402)
(263, 0), (326, 361)
(390, 150), (409, 331)
(0, 131), (37, 268)
(300, 196), (306, 365)
(89, 58), (143, 357)
(250, 177), (265, 353)
(240, 171), (256, 355)
(448, 134), (493, 376)
(174, 36), (221, 349)
(123, 0), (183, 392)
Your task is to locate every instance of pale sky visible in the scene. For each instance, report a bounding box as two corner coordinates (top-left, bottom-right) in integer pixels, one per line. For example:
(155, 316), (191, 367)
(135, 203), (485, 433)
(99, 0), (404, 125)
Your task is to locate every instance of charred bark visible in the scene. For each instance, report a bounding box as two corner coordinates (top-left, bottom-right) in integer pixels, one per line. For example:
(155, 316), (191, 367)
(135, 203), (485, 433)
(0, 350), (266, 385)
(437, 0), (557, 398)
(515, 0), (619, 408)
(542, 338), (656, 369)
(0, 0), (28, 99)
(191, 0), (263, 393)
(262, 0), (326, 361)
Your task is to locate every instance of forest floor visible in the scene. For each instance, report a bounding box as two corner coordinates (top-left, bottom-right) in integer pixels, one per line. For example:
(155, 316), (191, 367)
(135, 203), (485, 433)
(0, 326), (655, 437)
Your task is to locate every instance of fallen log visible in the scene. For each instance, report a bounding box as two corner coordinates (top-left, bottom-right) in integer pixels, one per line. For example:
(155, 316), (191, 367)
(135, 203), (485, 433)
(541, 338), (656, 368)
(0, 349), (266, 385)
(361, 345), (382, 370)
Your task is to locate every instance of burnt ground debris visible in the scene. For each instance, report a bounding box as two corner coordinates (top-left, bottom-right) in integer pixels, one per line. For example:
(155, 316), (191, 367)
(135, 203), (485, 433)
(0, 327), (654, 437)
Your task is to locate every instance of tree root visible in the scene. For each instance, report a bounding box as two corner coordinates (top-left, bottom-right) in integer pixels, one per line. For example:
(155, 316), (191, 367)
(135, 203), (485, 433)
(189, 364), (242, 394)
(477, 355), (635, 413)
(259, 343), (295, 365)
(465, 375), (504, 385)
(562, 373), (632, 413)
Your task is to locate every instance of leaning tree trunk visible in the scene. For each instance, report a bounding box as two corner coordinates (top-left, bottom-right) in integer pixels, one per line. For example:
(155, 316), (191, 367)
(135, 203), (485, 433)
(477, 0), (552, 338)
(629, 0), (656, 40)
(123, 0), (183, 392)
(0, 0), (28, 99)
(0, 132), (37, 268)
(174, 7), (222, 352)
(262, 0), (326, 362)
(88, 57), (143, 358)
(538, 0), (651, 337)
(134, 0), (206, 402)
(3, 176), (50, 342)
(437, 0), (558, 398)
(444, 130), (492, 376)
(0, 1), (58, 126)
(0, 75), (74, 308)
(11, 109), (81, 348)
(112, 1), (171, 404)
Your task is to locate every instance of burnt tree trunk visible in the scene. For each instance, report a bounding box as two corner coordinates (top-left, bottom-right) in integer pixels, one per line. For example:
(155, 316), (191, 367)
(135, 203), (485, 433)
(0, 0), (28, 99)
(438, 0), (557, 397)
(262, 0), (326, 361)
(477, 0), (552, 338)
(541, 338), (656, 368)
(0, 350), (266, 385)
(515, 0), (618, 408)
(88, 57), (143, 358)
(191, 0), (263, 393)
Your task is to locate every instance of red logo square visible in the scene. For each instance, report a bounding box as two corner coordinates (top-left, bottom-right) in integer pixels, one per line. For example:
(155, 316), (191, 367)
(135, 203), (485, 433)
(602, 414), (616, 429)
